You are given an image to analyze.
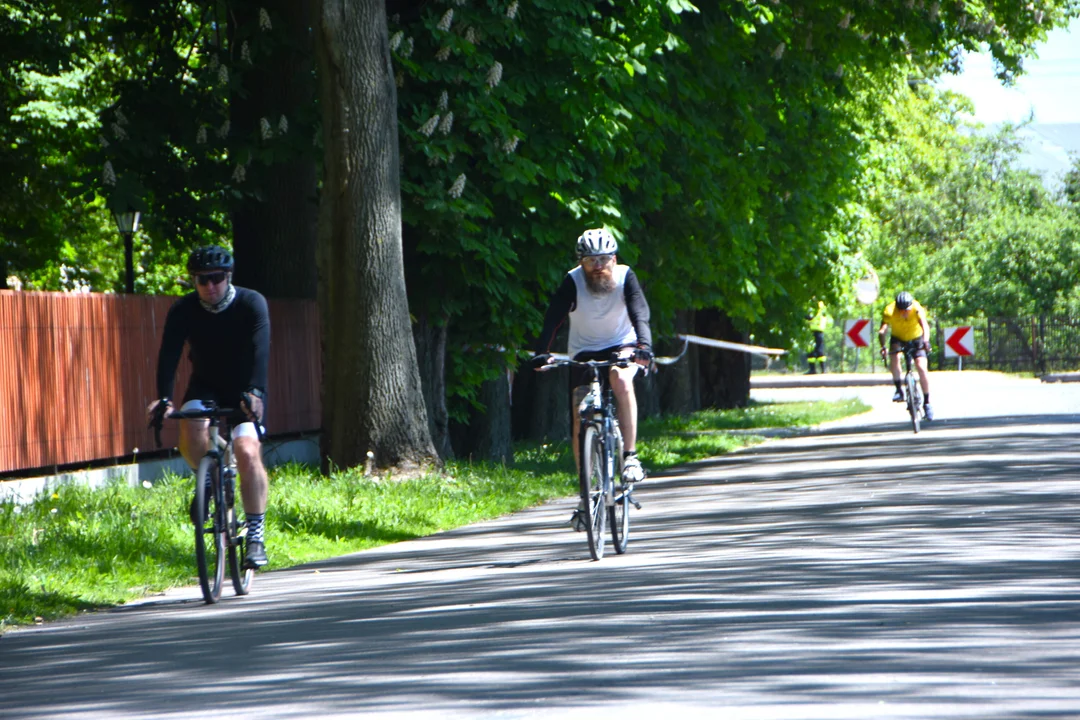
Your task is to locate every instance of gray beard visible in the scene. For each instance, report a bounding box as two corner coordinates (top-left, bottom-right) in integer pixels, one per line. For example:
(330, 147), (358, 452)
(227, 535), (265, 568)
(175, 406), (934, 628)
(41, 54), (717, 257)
(584, 272), (616, 295)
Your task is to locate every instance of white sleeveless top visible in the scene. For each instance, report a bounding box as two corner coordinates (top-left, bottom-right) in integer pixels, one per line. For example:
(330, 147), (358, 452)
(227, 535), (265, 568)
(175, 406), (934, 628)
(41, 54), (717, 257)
(567, 264), (638, 358)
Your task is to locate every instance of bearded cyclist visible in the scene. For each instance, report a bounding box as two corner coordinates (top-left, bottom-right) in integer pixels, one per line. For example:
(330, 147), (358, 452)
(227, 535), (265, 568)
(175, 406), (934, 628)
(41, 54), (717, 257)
(878, 291), (934, 421)
(530, 228), (653, 531)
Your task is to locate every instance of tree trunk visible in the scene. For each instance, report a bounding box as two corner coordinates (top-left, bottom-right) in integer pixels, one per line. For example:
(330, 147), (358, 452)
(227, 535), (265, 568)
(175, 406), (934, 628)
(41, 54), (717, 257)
(696, 307), (750, 409)
(451, 368), (512, 464)
(511, 360), (570, 443)
(312, 0), (437, 473)
(413, 313), (453, 461)
(658, 310), (699, 415)
(229, 0), (318, 300)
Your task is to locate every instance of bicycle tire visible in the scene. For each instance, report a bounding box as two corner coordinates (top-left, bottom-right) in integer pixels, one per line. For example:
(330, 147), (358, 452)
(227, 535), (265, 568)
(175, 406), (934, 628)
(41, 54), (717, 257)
(579, 423), (606, 560)
(906, 372), (921, 434)
(225, 470), (252, 596)
(194, 455), (226, 604)
(609, 424), (630, 554)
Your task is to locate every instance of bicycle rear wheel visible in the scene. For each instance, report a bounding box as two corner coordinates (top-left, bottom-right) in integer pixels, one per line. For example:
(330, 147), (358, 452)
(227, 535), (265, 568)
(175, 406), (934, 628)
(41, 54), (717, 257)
(224, 469), (253, 596)
(194, 455), (226, 604)
(609, 425), (630, 554)
(906, 373), (921, 434)
(579, 423), (606, 560)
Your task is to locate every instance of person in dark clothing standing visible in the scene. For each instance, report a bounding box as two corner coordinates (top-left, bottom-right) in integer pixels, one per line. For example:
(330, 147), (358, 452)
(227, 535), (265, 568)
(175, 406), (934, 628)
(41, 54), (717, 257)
(146, 245), (272, 569)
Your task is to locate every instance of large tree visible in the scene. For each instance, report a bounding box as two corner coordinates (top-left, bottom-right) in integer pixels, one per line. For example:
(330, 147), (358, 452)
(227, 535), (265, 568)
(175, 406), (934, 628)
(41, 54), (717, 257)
(312, 0), (437, 473)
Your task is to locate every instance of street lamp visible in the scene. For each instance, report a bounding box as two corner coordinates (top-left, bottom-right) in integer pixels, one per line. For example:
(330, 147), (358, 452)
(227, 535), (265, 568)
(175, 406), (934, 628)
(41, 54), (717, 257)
(113, 209), (141, 293)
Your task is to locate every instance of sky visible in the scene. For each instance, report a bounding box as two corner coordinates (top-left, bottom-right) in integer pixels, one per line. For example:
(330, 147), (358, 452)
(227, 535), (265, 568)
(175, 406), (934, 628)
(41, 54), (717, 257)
(936, 17), (1080, 125)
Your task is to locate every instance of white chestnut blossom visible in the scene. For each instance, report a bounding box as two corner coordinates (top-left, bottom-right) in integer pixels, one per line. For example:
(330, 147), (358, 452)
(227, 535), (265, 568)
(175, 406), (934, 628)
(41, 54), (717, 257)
(772, 42), (785, 59)
(218, 64), (229, 85)
(503, 136), (520, 153)
(232, 164), (247, 183)
(438, 112), (454, 135)
(98, 134), (109, 148)
(465, 26), (478, 44)
(241, 41), (252, 64)
(102, 161), (117, 186)
(437, 9), (453, 31)
(115, 109), (129, 126)
(196, 125), (207, 144)
(436, 46), (452, 62)
(278, 115), (288, 134)
(839, 12), (852, 28)
(403, 37), (414, 58)
(507, 1), (519, 19)
(485, 61), (503, 88)
(217, 119), (230, 138)
(111, 122), (127, 141)
(390, 31), (404, 51)
(259, 8), (272, 30)
(260, 117), (273, 139)
(448, 173), (466, 198)
(438, 90), (449, 111)
(420, 114), (440, 137)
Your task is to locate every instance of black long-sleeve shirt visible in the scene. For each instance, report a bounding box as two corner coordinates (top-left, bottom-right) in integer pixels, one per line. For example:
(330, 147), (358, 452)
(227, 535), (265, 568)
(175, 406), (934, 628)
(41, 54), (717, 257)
(156, 287), (271, 399)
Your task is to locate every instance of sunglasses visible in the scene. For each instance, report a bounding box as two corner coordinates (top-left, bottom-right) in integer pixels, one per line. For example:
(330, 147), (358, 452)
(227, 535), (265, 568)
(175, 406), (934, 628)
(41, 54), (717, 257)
(194, 271), (228, 286)
(582, 254), (615, 268)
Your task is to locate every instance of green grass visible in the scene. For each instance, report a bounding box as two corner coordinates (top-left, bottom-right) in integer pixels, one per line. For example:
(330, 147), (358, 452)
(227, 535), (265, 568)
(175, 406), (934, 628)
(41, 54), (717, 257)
(0, 398), (867, 631)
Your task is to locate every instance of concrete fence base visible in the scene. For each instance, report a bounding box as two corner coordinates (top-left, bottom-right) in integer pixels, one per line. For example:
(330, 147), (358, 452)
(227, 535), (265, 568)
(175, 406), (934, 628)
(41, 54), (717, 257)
(0, 435), (321, 505)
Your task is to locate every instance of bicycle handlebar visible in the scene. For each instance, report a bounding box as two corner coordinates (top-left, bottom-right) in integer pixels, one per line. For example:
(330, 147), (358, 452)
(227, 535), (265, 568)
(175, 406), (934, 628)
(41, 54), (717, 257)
(150, 403), (264, 448)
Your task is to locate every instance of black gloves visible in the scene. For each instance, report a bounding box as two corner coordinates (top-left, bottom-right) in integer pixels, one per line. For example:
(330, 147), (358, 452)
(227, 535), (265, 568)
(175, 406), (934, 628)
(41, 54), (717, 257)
(530, 353), (553, 369)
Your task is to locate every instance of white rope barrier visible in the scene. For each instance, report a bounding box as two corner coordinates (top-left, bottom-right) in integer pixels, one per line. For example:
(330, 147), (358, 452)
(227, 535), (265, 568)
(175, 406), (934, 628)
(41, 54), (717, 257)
(677, 333), (787, 357)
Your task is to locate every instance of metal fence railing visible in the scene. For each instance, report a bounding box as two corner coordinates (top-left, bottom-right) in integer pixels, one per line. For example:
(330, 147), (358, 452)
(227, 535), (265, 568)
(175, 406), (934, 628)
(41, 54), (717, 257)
(754, 315), (1080, 375)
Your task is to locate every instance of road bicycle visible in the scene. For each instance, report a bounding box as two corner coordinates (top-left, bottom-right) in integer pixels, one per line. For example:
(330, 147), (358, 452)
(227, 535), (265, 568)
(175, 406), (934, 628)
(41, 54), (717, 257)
(153, 403), (254, 604)
(543, 354), (645, 560)
(886, 340), (926, 434)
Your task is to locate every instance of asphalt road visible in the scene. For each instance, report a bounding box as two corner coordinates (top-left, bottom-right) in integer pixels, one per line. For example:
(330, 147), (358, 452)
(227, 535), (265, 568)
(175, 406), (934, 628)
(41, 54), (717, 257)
(3, 371), (1080, 719)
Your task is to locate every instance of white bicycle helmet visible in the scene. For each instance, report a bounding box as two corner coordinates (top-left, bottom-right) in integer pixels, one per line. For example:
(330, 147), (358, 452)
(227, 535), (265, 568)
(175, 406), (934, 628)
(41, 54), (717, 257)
(575, 228), (618, 259)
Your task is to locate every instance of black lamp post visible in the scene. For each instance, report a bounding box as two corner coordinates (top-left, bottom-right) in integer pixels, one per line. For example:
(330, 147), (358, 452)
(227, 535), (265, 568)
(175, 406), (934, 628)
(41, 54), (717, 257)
(113, 210), (141, 293)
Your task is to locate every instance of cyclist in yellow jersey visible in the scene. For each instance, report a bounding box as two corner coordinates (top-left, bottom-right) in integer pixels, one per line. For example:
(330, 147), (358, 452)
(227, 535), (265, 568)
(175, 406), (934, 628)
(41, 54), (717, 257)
(878, 291), (934, 421)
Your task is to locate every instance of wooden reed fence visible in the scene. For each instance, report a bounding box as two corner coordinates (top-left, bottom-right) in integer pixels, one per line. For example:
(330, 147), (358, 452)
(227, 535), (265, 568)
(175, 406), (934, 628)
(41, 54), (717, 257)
(0, 291), (320, 476)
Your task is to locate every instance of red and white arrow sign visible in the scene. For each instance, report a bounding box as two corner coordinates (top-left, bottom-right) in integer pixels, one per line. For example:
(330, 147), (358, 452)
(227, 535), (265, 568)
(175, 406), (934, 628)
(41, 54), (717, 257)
(843, 319), (871, 348)
(944, 326), (974, 357)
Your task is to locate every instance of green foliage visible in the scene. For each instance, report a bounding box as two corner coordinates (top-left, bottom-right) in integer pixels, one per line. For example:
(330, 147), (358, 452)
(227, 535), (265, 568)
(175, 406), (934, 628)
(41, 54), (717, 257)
(859, 80), (1080, 321)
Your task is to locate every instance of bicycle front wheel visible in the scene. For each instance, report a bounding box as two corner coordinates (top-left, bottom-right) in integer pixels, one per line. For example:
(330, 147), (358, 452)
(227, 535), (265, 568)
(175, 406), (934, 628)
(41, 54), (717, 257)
(579, 423), (606, 560)
(194, 455), (226, 604)
(610, 425), (630, 554)
(906, 373), (921, 434)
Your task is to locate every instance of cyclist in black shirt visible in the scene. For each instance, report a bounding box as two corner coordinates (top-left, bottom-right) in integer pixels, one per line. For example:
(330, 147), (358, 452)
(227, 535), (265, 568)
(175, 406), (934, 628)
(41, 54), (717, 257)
(146, 245), (272, 569)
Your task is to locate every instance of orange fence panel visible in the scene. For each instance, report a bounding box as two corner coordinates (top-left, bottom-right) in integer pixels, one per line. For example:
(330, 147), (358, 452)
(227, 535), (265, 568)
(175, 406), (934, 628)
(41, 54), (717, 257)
(0, 291), (321, 476)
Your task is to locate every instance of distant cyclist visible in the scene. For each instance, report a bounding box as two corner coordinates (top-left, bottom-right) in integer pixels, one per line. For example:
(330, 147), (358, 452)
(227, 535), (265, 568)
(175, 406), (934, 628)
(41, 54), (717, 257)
(878, 290), (934, 421)
(146, 245), (272, 569)
(530, 228), (653, 530)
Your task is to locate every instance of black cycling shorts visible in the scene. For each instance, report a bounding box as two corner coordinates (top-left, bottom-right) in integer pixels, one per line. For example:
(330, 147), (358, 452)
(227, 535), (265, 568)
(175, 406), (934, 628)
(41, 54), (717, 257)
(889, 338), (927, 359)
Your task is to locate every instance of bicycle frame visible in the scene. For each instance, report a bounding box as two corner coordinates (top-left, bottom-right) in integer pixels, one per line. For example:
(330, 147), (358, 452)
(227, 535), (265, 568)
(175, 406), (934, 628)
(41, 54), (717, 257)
(541, 353), (640, 558)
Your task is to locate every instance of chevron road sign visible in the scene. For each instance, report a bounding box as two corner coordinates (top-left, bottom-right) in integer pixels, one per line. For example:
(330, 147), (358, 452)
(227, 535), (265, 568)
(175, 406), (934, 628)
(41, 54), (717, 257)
(944, 326), (975, 358)
(844, 319), (871, 348)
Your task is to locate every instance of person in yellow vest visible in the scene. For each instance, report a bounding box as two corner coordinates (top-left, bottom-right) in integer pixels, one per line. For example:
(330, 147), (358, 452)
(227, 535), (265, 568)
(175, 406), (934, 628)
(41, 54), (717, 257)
(805, 301), (831, 374)
(878, 291), (934, 421)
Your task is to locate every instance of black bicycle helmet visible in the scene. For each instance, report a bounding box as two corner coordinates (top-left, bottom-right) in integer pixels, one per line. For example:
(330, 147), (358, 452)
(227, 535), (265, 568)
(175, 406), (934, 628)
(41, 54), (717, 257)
(895, 291), (914, 310)
(187, 245), (234, 273)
